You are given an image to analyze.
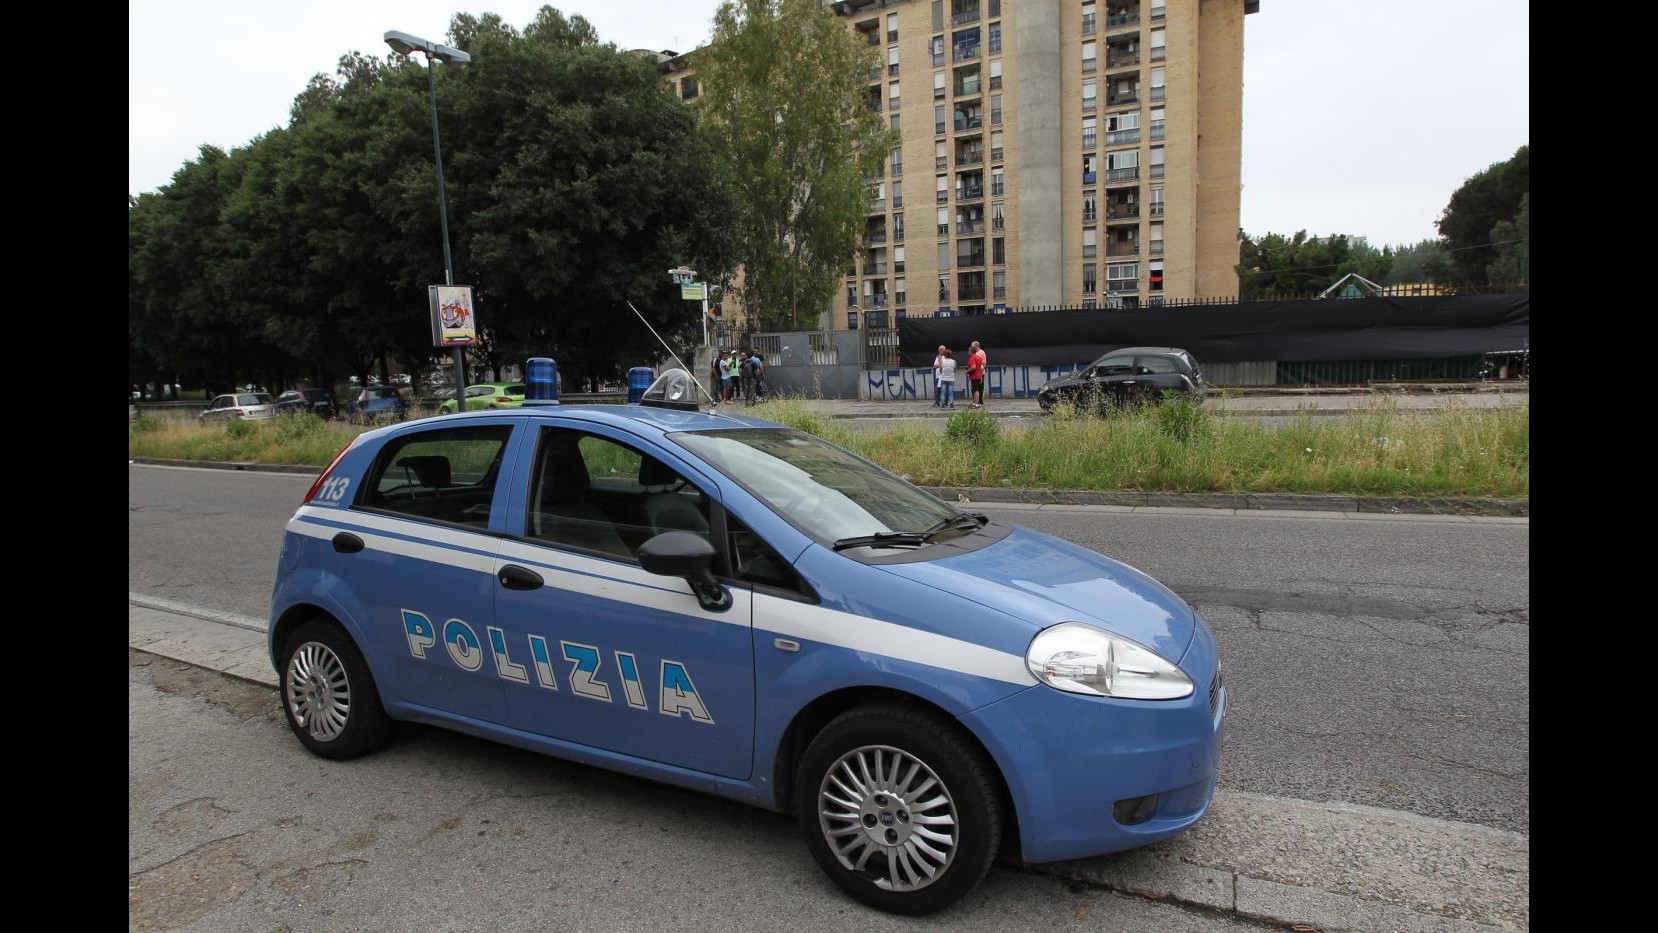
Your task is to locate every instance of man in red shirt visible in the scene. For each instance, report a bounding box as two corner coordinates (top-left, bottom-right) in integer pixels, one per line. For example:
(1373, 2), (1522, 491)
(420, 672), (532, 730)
(967, 340), (988, 408)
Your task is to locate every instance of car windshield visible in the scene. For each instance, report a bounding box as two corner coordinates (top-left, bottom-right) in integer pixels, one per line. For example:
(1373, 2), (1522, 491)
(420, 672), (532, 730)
(671, 428), (959, 544)
(238, 394), (274, 406)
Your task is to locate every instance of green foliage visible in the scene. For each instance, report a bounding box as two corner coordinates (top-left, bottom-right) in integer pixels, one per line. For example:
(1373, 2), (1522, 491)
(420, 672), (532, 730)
(1155, 393), (1210, 443)
(696, 0), (895, 330)
(275, 413), (328, 443)
(1485, 193), (1529, 288)
(1236, 230), (1394, 299)
(129, 417), (164, 435)
(1436, 145), (1528, 288)
(224, 418), (258, 440)
(945, 408), (999, 447)
(1382, 238), (1452, 286)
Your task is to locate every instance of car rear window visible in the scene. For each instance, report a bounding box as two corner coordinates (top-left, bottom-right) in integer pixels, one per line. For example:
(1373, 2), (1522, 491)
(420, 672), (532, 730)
(239, 394), (274, 406)
(504, 385), (525, 395)
(365, 388), (400, 399)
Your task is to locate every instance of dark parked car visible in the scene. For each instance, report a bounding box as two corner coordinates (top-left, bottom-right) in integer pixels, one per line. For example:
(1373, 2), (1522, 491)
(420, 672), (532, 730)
(1037, 347), (1207, 413)
(350, 386), (409, 423)
(276, 388), (336, 420)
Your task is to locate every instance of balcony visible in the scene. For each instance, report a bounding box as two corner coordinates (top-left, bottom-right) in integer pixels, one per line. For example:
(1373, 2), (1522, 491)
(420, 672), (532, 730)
(1106, 128), (1140, 145)
(957, 221), (985, 235)
(1107, 241), (1139, 257)
(1107, 50), (1140, 68)
(956, 81), (982, 99)
(868, 198), (886, 212)
(956, 185), (984, 202)
(1105, 166), (1140, 184)
(956, 152), (984, 167)
(869, 293), (889, 307)
(1150, 239), (1164, 255)
(958, 289), (986, 302)
(1107, 90), (1140, 107)
(954, 42), (981, 62)
(864, 31), (881, 47)
(952, 10), (981, 27)
(1107, 202), (1140, 220)
(1151, 85), (1165, 101)
(865, 231), (888, 244)
(1149, 201), (1165, 216)
(957, 253), (986, 269)
(954, 114), (983, 131)
(862, 264), (888, 276)
(1150, 122), (1165, 140)
(1107, 278), (1138, 292)
(1107, 12), (1141, 30)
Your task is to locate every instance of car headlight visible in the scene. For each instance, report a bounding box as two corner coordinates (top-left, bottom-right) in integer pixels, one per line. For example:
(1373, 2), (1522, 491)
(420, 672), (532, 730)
(1026, 622), (1193, 700)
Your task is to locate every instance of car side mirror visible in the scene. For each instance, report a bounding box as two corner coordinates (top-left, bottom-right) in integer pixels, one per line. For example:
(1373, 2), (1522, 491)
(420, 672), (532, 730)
(639, 531), (731, 612)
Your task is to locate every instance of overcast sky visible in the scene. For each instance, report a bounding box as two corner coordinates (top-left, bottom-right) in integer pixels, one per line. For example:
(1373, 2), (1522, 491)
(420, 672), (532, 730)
(129, 0), (1528, 247)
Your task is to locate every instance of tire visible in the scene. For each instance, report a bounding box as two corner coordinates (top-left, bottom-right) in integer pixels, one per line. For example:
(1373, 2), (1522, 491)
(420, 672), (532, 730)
(279, 619), (392, 760)
(796, 703), (1003, 915)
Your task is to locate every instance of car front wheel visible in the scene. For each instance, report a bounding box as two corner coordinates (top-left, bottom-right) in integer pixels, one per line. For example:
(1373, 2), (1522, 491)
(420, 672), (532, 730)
(796, 703), (1003, 915)
(280, 619), (392, 760)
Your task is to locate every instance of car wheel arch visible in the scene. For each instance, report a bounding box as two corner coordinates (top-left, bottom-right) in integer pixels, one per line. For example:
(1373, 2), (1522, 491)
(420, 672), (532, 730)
(770, 685), (1018, 855)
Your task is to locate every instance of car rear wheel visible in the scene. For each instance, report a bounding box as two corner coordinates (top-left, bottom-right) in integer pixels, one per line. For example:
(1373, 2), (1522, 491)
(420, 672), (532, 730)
(796, 703), (1002, 915)
(280, 619), (391, 760)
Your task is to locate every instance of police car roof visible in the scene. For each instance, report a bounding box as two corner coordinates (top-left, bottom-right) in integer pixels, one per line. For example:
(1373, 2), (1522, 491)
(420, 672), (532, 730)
(438, 403), (778, 435)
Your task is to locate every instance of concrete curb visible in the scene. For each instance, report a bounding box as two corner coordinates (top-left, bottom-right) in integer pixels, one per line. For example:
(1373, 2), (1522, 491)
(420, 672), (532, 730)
(130, 457), (321, 475)
(130, 598), (1528, 932)
(924, 486), (1528, 517)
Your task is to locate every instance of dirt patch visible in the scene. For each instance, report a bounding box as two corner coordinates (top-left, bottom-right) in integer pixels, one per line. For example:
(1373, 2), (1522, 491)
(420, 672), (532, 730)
(131, 648), (280, 722)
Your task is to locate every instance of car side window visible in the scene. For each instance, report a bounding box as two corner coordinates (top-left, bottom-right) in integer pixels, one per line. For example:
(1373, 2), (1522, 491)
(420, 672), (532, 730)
(467, 386), (492, 398)
(726, 515), (804, 594)
(1137, 356), (1177, 375)
(526, 428), (710, 562)
(358, 425), (512, 527)
(1093, 356), (1135, 377)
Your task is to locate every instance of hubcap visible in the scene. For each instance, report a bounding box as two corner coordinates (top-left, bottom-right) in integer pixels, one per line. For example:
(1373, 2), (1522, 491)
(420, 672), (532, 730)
(818, 745), (958, 892)
(285, 642), (351, 741)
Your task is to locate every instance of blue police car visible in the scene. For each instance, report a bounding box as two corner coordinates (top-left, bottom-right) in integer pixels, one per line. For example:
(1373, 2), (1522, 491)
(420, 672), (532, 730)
(270, 369), (1225, 915)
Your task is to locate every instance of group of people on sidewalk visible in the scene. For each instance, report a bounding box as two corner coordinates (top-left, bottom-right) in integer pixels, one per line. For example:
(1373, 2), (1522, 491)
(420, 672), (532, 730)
(709, 347), (768, 406)
(931, 340), (987, 409)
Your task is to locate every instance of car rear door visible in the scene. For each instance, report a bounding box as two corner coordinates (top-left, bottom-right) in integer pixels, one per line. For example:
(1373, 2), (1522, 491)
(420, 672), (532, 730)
(1134, 355), (1188, 399)
(490, 420), (756, 780)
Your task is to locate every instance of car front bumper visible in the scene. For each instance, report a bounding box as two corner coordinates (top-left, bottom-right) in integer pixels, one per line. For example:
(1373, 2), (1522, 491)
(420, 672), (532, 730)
(957, 615), (1225, 863)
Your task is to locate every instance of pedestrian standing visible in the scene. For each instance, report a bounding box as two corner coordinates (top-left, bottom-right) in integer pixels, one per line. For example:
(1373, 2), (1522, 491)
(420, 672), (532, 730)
(750, 347), (768, 400)
(709, 352), (725, 404)
(723, 350), (741, 402)
(740, 350), (757, 404)
(967, 340), (987, 408)
(935, 346), (957, 408)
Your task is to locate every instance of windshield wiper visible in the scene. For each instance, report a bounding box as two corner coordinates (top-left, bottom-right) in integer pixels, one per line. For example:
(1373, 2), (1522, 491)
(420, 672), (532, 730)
(920, 511), (988, 542)
(831, 531), (927, 551)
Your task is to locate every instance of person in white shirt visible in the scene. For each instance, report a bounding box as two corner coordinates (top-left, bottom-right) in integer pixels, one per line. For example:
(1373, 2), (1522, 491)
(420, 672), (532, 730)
(933, 345), (958, 408)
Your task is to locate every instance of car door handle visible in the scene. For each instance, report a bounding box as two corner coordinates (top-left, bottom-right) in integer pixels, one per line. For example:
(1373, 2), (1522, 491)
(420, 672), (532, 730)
(498, 564), (544, 591)
(332, 532), (364, 554)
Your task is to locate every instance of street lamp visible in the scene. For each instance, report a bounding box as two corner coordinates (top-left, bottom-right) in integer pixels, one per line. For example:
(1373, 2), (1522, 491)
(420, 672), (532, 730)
(385, 29), (473, 398)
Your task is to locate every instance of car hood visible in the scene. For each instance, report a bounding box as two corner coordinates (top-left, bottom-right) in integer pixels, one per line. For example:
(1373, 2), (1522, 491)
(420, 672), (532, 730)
(875, 525), (1196, 663)
(1039, 372), (1089, 393)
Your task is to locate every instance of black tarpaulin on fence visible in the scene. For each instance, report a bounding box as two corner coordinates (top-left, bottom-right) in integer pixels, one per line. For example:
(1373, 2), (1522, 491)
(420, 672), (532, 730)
(895, 294), (1530, 366)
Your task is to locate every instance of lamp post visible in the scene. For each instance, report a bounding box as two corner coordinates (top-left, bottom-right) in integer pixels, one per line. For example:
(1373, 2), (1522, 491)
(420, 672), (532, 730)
(385, 29), (472, 399)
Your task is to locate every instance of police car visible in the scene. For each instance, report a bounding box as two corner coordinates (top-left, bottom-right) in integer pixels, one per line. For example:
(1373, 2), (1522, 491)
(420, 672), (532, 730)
(270, 368), (1224, 915)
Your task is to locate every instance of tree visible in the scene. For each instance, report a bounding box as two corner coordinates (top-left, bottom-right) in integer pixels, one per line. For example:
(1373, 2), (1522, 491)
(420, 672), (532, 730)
(1382, 238), (1451, 286)
(1236, 230), (1393, 300)
(695, 0), (893, 330)
(1436, 145), (1528, 288)
(1485, 193), (1528, 288)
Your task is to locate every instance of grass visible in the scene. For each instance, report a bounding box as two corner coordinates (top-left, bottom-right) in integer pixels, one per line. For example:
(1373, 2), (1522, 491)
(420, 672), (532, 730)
(130, 398), (1530, 499)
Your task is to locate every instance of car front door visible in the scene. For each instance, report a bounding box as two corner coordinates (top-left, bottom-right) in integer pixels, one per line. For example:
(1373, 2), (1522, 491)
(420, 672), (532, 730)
(337, 420), (526, 724)
(1089, 355), (1137, 406)
(491, 422), (756, 780)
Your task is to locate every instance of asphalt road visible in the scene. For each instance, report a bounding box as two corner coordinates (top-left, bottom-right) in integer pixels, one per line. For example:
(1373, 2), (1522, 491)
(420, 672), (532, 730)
(128, 465), (1529, 833)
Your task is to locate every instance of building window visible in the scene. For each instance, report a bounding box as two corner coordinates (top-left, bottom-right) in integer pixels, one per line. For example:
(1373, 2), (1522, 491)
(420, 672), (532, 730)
(1083, 79), (1097, 111)
(1151, 28), (1166, 62)
(935, 105), (946, 135)
(1083, 263), (1097, 294)
(894, 246), (906, 273)
(892, 180), (903, 209)
(1151, 0), (1166, 20)
(936, 174), (949, 202)
(1082, 41), (1096, 73)
(992, 236), (1005, 265)
(1082, 153), (1097, 184)
(892, 148), (903, 176)
(893, 213), (906, 240)
(680, 76), (699, 100)
(848, 311), (859, 330)
(889, 47), (900, 76)
(937, 207), (950, 237)
(1150, 260), (1164, 291)
(847, 285), (856, 307)
(989, 21), (1001, 54)
(993, 270), (1006, 300)
(990, 94), (1002, 125)
(1151, 67), (1166, 101)
(1150, 145), (1165, 179)
(989, 59), (1002, 91)
(991, 201), (1004, 230)
(1107, 262), (1139, 292)
(1106, 111), (1139, 145)
(1083, 227), (1097, 259)
(1083, 191), (1097, 222)
(991, 167), (1004, 197)
(889, 81), (901, 109)
(888, 12), (899, 43)
(1150, 106), (1165, 140)
(896, 275), (907, 304)
(988, 0), (1000, 17)
(1150, 223), (1164, 255)
(1150, 185), (1164, 216)
(934, 71), (946, 99)
(1082, 116), (1097, 148)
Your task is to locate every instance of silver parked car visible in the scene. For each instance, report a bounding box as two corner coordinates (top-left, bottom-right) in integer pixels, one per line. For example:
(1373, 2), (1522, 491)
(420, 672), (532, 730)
(200, 392), (278, 424)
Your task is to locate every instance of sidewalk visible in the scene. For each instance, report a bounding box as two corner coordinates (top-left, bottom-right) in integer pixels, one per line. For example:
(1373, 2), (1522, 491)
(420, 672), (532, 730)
(778, 387), (1527, 420)
(132, 595), (1528, 932)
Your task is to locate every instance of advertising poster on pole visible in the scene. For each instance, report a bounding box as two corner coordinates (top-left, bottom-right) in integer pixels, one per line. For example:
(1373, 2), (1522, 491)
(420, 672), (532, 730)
(429, 285), (478, 346)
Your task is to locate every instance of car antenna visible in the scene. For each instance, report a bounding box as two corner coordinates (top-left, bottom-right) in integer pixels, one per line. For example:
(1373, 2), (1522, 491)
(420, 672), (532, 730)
(625, 299), (731, 415)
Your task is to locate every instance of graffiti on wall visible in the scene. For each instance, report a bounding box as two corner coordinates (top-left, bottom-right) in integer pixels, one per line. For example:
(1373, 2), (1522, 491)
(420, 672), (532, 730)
(862, 364), (1086, 400)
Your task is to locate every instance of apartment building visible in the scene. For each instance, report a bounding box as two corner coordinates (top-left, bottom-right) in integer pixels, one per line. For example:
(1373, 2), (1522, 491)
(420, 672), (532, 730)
(658, 0), (1258, 331)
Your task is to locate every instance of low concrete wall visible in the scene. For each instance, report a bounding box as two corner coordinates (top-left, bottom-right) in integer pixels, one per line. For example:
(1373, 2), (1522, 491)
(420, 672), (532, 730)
(861, 363), (1088, 400)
